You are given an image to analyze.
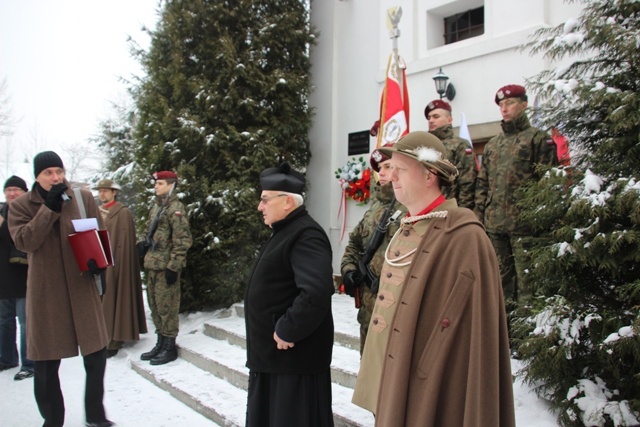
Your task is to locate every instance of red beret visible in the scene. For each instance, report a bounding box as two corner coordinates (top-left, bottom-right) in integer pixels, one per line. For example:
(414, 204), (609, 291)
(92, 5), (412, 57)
(370, 142), (394, 172)
(424, 99), (452, 119)
(153, 171), (178, 180)
(495, 85), (527, 105)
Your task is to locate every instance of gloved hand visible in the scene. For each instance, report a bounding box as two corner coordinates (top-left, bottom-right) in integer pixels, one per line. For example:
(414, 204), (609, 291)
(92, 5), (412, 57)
(87, 259), (106, 275)
(165, 269), (178, 286)
(342, 270), (363, 298)
(44, 183), (68, 213)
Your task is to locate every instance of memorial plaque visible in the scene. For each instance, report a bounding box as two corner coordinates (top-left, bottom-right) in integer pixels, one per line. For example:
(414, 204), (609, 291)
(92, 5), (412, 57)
(348, 130), (371, 156)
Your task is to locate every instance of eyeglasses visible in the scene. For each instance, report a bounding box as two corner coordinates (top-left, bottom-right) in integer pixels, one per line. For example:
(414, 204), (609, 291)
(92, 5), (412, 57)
(259, 194), (288, 204)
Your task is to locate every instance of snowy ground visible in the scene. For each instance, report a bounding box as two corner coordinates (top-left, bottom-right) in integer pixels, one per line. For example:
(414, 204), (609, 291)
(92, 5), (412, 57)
(0, 292), (559, 426)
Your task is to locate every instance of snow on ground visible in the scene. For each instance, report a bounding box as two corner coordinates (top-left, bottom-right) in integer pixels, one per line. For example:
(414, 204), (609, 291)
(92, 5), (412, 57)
(0, 292), (558, 426)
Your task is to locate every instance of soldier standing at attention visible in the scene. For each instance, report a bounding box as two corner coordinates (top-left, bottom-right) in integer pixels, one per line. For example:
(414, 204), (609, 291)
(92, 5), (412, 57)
(139, 171), (192, 366)
(94, 179), (147, 358)
(425, 99), (477, 210)
(475, 85), (558, 309)
(340, 144), (406, 354)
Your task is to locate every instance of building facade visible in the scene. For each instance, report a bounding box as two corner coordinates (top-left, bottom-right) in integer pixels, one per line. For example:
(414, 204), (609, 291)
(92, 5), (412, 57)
(306, 0), (582, 272)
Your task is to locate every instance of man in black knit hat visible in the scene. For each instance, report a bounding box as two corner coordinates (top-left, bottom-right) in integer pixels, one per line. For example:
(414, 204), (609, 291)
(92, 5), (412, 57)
(0, 175), (34, 380)
(8, 151), (114, 427)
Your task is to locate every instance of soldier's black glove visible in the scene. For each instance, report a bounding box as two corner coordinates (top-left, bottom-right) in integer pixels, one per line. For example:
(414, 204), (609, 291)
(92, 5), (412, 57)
(165, 269), (178, 286)
(87, 259), (106, 275)
(44, 183), (68, 213)
(342, 270), (363, 298)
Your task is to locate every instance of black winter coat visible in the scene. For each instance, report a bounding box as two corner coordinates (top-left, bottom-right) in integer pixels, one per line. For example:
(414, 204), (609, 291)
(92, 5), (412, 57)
(0, 203), (28, 299)
(244, 206), (334, 374)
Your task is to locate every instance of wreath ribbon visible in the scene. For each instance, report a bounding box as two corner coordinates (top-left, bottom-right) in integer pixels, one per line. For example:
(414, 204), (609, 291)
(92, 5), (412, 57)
(337, 180), (348, 241)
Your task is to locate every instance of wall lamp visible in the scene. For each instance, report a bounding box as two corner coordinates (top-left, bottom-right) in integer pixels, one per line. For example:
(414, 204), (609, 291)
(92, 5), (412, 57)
(433, 67), (456, 101)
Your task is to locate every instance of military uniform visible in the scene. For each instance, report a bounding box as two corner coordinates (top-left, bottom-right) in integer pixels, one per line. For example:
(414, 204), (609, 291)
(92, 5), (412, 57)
(340, 182), (406, 354)
(430, 124), (477, 209)
(475, 113), (557, 303)
(143, 192), (192, 338)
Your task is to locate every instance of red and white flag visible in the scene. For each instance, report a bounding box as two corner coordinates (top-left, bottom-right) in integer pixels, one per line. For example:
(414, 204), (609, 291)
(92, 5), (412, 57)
(459, 112), (480, 171)
(376, 53), (410, 148)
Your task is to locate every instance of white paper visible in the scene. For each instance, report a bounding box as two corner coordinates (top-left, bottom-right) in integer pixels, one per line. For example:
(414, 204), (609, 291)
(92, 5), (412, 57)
(72, 218), (99, 232)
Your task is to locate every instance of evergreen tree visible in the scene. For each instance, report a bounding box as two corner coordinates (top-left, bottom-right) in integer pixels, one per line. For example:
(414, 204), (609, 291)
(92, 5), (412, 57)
(132, 0), (315, 310)
(511, 1), (640, 425)
(91, 102), (147, 217)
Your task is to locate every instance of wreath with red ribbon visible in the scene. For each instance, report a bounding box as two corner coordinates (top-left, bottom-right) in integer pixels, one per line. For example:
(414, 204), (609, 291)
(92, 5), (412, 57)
(335, 156), (371, 205)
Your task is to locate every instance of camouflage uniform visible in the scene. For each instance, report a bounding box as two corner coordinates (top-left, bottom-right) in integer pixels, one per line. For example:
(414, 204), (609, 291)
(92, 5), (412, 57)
(430, 124), (477, 209)
(143, 192), (192, 338)
(475, 113), (557, 305)
(340, 182), (406, 354)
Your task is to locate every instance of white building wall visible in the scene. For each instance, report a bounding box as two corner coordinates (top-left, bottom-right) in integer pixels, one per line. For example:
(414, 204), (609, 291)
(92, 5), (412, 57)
(307, 0), (582, 273)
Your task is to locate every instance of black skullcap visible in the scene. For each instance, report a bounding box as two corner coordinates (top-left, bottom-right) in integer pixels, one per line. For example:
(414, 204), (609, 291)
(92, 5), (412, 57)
(33, 151), (64, 178)
(259, 162), (305, 195)
(3, 175), (28, 192)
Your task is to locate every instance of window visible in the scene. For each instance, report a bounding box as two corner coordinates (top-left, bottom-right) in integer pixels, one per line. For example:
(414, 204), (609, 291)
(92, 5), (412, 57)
(443, 6), (484, 45)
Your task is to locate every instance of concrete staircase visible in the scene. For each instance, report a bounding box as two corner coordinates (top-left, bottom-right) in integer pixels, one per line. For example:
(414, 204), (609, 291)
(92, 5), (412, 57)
(131, 294), (375, 426)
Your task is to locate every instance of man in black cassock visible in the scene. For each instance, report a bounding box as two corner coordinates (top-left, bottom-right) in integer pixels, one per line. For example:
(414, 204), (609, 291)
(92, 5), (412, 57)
(244, 162), (335, 426)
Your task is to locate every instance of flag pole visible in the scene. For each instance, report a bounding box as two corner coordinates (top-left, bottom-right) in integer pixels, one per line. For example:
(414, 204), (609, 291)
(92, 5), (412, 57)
(377, 6), (407, 150)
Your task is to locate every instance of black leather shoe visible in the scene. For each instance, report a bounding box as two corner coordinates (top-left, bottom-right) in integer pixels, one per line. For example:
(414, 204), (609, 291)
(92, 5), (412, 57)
(0, 363), (18, 372)
(14, 369), (34, 380)
(86, 420), (115, 427)
(106, 349), (118, 358)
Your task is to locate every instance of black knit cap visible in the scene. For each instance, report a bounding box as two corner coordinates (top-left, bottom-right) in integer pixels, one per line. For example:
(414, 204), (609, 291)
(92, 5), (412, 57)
(33, 151), (64, 178)
(260, 162), (305, 195)
(3, 175), (28, 192)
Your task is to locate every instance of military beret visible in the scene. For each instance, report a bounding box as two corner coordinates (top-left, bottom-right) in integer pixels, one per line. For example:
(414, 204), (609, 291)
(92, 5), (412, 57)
(424, 99), (452, 118)
(153, 171), (178, 180)
(378, 131), (458, 186)
(260, 162), (305, 195)
(370, 142), (393, 172)
(495, 84), (527, 105)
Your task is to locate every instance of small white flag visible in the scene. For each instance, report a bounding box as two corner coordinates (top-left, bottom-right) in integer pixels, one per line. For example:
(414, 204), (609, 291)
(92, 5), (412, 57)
(459, 113), (480, 170)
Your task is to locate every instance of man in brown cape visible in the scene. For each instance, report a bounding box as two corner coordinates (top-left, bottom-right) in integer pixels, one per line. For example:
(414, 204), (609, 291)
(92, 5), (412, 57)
(94, 179), (147, 358)
(352, 132), (515, 426)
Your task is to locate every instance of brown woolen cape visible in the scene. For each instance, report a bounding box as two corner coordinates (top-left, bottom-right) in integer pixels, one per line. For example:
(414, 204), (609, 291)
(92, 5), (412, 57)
(374, 208), (515, 427)
(102, 202), (147, 342)
(8, 182), (109, 360)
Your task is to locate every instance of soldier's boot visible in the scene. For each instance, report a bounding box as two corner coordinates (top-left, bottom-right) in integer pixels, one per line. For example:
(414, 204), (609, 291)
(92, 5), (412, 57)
(140, 334), (164, 361)
(150, 337), (177, 366)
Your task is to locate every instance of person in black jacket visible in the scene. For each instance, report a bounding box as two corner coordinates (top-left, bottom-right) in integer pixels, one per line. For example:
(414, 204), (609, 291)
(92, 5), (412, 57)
(0, 175), (34, 380)
(244, 163), (335, 427)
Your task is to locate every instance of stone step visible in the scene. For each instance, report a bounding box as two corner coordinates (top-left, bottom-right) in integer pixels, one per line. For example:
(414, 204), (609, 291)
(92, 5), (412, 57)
(202, 309), (361, 353)
(131, 357), (246, 427)
(201, 312), (361, 390)
(131, 294), (371, 426)
(133, 335), (374, 426)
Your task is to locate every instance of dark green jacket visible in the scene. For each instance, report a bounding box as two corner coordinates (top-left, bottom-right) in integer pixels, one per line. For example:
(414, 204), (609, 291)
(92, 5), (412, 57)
(431, 125), (477, 210)
(340, 182), (406, 278)
(474, 113), (557, 235)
